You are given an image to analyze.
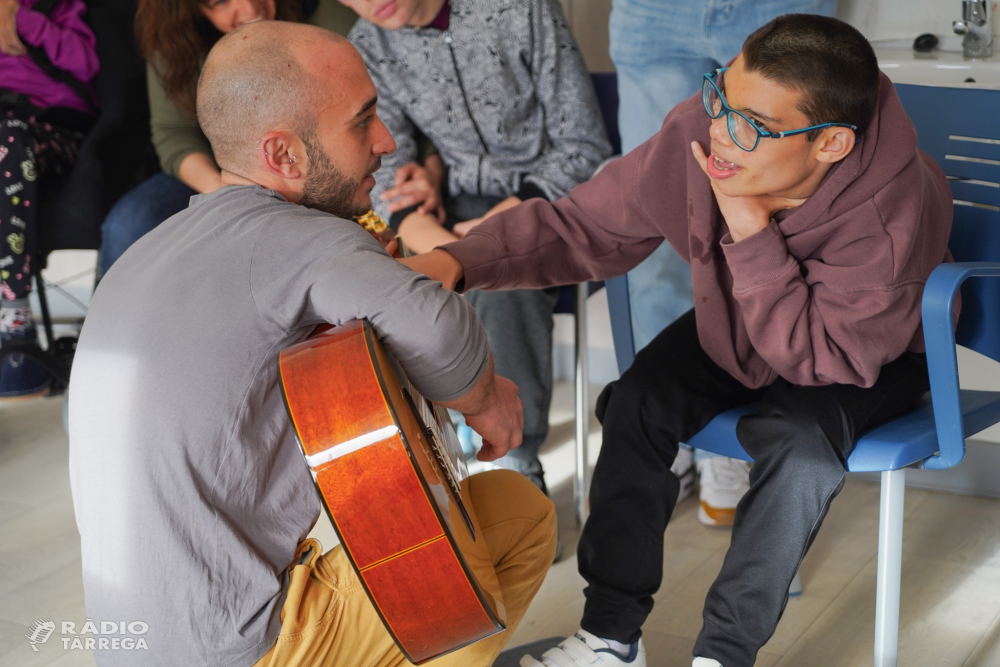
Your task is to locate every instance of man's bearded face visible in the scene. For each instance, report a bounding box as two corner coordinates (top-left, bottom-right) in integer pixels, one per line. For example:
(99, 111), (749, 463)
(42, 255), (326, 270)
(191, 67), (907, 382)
(300, 131), (381, 219)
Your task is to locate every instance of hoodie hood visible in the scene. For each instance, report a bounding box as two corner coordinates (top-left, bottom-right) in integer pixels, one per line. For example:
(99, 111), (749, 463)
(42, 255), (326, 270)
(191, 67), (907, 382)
(777, 73), (921, 236)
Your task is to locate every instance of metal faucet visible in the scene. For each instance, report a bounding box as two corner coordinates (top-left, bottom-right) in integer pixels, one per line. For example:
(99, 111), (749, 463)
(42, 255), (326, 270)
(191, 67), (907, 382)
(953, 0), (993, 58)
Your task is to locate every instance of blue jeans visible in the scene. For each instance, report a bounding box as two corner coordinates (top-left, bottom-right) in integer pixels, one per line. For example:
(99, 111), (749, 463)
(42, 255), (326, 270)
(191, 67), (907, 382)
(100, 172), (196, 275)
(610, 0), (837, 352)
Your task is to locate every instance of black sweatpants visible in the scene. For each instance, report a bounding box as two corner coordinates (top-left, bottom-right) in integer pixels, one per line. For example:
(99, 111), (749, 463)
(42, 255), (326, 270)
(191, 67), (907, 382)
(578, 309), (929, 667)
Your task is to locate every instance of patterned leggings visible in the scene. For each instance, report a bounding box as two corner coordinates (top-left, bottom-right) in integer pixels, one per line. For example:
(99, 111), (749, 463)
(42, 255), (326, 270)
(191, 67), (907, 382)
(0, 109), (80, 302)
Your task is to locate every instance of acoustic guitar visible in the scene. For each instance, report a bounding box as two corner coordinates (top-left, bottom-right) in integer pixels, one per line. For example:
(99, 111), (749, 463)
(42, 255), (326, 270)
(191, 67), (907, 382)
(278, 319), (506, 664)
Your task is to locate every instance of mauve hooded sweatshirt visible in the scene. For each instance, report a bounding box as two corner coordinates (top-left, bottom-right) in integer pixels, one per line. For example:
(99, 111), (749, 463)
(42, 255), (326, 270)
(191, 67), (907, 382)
(445, 73), (955, 389)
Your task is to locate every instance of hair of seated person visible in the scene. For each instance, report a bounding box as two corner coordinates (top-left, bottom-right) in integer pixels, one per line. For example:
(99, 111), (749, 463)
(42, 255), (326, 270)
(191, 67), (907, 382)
(135, 0), (303, 117)
(741, 14), (881, 139)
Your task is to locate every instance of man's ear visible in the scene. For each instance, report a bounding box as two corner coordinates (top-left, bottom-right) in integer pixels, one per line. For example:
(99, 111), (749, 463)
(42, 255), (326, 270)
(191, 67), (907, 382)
(257, 131), (304, 180)
(814, 127), (856, 165)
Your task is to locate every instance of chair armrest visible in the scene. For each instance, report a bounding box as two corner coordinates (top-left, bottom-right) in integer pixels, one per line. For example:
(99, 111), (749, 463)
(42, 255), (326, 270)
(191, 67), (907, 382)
(921, 262), (1000, 469)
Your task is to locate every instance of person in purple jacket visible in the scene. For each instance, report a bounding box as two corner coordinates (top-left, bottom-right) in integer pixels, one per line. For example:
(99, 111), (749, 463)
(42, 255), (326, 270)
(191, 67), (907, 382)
(403, 14), (954, 667)
(0, 0), (98, 400)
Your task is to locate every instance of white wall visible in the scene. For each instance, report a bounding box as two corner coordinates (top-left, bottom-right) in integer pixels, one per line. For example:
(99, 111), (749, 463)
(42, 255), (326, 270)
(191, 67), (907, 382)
(838, 0), (1000, 42)
(563, 0), (1000, 71)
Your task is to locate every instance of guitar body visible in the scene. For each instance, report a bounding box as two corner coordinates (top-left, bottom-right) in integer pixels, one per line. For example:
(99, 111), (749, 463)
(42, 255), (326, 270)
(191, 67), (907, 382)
(278, 320), (506, 664)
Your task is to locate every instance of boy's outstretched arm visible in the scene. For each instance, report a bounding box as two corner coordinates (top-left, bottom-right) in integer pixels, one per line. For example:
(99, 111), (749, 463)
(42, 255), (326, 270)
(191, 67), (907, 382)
(399, 248), (465, 290)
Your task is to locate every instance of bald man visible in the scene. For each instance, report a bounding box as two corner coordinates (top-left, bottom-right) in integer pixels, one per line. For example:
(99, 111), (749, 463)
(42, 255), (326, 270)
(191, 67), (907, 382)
(69, 22), (556, 667)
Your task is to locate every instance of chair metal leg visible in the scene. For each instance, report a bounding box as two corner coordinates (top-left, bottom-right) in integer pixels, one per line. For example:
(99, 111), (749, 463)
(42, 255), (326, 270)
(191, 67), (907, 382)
(574, 283), (590, 527)
(875, 468), (906, 667)
(34, 275), (56, 352)
(788, 567), (803, 597)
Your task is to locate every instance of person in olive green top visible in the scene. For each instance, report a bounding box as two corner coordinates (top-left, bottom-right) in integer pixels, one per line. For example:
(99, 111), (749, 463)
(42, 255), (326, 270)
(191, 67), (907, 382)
(100, 0), (445, 274)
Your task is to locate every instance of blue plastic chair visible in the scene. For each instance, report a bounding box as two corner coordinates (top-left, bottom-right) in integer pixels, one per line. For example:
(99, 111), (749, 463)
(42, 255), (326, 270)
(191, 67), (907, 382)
(605, 84), (1000, 667)
(552, 74), (622, 528)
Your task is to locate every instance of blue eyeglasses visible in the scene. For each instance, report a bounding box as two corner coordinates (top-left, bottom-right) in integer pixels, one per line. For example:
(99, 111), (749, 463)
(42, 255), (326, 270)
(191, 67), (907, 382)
(702, 68), (857, 152)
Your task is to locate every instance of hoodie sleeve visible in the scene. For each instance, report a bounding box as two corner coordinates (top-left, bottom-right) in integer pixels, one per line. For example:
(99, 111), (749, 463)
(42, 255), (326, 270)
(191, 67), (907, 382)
(721, 206), (927, 388)
(445, 123), (686, 290)
(16, 0), (99, 83)
(515, 0), (612, 200)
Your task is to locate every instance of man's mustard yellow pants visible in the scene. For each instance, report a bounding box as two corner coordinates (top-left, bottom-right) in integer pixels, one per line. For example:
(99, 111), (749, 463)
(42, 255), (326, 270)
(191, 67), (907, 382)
(253, 469), (558, 667)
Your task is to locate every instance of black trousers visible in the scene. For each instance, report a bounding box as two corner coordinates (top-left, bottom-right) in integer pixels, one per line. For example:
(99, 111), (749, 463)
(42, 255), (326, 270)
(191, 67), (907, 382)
(578, 309), (929, 667)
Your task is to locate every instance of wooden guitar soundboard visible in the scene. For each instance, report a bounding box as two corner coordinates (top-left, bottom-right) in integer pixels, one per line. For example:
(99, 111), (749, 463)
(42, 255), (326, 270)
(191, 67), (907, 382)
(279, 319), (506, 663)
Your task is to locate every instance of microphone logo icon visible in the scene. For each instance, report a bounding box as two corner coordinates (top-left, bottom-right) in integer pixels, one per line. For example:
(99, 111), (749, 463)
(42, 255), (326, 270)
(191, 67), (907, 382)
(25, 619), (56, 652)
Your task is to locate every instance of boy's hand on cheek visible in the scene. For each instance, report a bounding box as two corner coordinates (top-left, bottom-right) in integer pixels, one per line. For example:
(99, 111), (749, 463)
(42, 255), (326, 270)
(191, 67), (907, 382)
(691, 142), (807, 242)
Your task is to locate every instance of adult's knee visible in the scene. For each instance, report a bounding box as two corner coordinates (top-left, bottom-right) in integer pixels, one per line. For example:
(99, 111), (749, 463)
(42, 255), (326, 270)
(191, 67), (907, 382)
(467, 468), (555, 534)
(104, 174), (194, 235)
(101, 177), (184, 271)
(102, 187), (161, 238)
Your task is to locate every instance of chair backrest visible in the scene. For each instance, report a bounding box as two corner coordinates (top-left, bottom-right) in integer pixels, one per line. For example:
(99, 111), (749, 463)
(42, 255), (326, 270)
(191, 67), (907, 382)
(895, 84), (1000, 363)
(589, 72), (621, 156)
(586, 72), (640, 374)
(37, 0), (157, 256)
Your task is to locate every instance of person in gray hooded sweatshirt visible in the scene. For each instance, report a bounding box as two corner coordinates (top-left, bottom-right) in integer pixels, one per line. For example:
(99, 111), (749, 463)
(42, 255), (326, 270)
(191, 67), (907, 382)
(404, 14), (954, 667)
(342, 0), (613, 494)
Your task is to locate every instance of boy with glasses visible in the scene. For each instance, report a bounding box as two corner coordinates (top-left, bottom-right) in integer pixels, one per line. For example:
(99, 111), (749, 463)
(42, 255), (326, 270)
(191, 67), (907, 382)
(403, 14), (954, 667)
(609, 0), (838, 529)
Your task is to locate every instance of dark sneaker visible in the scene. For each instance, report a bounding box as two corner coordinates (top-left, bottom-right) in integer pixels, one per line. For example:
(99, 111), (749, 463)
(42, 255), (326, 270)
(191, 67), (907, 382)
(0, 325), (52, 402)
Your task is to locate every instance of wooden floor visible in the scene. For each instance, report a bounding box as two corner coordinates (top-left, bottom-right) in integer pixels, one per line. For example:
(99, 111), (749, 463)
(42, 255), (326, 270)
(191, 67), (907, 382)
(4, 385), (1000, 666)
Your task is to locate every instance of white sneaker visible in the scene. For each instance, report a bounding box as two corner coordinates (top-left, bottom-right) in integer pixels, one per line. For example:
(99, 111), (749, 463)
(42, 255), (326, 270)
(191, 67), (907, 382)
(519, 629), (646, 666)
(697, 456), (751, 527)
(692, 658), (723, 667)
(672, 446), (696, 503)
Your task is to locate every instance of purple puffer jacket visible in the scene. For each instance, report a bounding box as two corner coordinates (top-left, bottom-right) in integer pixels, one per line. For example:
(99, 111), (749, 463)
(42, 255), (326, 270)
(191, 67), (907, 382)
(1, 0), (99, 114)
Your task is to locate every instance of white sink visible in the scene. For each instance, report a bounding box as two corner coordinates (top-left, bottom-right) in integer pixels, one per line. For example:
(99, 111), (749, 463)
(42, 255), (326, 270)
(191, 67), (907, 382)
(874, 41), (1000, 89)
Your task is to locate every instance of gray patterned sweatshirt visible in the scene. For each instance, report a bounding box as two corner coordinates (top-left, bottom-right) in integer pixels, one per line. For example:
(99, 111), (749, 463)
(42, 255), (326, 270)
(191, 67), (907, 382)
(348, 0), (612, 223)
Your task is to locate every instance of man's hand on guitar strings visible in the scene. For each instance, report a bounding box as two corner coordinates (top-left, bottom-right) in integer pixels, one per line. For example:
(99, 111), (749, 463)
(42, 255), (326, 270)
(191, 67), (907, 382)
(436, 355), (524, 461)
(467, 373), (524, 461)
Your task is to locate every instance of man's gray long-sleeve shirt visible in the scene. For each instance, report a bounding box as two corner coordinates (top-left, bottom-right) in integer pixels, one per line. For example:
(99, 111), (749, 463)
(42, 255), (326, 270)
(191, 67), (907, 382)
(68, 185), (490, 666)
(349, 0), (612, 222)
